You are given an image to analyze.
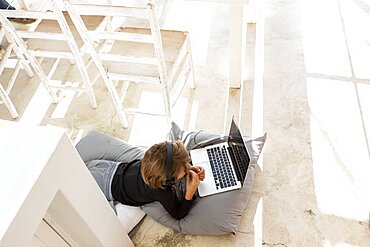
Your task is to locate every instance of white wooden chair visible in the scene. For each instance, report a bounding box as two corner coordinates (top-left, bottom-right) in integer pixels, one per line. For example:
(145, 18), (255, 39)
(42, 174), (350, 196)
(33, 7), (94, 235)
(0, 27), (35, 118)
(64, 0), (195, 128)
(0, 0), (98, 115)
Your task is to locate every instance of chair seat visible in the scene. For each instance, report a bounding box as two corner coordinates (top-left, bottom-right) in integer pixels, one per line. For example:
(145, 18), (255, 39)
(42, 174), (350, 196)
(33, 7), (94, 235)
(0, 5), (99, 109)
(61, 1), (195, 128)
(26, 15), (105, 53)
(104, 27), (189, 84)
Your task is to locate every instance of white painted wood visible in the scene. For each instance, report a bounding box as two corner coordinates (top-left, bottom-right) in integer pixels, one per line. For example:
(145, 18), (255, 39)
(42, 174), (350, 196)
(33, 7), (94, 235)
(17, 31), (67, 40)
(47, 58), (62, 80)
(99, 53), (157, 64)
(250, 0), (264, 135)
(70, 4), (147, 18)
(64, 1), (128, 128)
(167, 32), (187, 88)
(34, 219), (69, 247)
(89, 31), (153, 43)
(31, 235), (47, 247)
(3, 31), (34, 77)
(118, 80), (130, 105)
(0, 44), (13, 75)
(170, 53), (190, 108)
(0, 10), (57, 20)
(126, 107), (166, 116)
(186, 35), (196, 89)
(18, 0), (30, 10)
(147, 1), (171, 127)
(0, 28), (33, 118)
(108, 72), (160, 84)
(30, 50), (74, 60)
(6, 61), (21, 94)
(0, 121), (134, 247)
(228, 3), (247, 88)
(0, 13), (59, 103)
(188, 0), (248, 3)
(48, 83), (85, 92)
(0, 2), (99, 109)
(64, 0), (196, 128)
(0, 83), (18, 118)
(51, 0), (97, 109)
(43, 213), (79, 247)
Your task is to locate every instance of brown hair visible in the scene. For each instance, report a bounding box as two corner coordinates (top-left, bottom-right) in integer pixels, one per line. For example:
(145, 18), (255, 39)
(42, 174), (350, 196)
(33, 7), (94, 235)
(141, 141), (191, 189)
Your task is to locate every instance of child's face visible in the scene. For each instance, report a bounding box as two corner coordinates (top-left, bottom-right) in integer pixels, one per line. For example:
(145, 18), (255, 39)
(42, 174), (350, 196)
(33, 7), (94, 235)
(175, 162), (191, 180)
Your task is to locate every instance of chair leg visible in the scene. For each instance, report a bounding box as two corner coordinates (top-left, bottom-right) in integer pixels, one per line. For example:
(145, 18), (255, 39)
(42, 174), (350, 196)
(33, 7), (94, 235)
(52, 0), (97, 109)
(0, 83), (18, 118)
(64, 2), (130, 128)
(110, 84), (129, 128)
(147, 2), (172, 127)
(159, 78), (172, 128)
(185, 34), (196, 89)
(9, 41), (34, 78)
(0, 15), (60, 104)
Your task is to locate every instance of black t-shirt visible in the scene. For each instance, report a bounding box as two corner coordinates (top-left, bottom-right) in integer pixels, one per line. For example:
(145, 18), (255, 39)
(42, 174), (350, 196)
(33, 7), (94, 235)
(111, 160), (193, 220)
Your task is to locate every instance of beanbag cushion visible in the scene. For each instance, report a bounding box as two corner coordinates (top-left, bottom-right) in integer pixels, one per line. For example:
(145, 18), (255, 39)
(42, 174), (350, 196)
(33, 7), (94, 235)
(141, 123), (267, 235)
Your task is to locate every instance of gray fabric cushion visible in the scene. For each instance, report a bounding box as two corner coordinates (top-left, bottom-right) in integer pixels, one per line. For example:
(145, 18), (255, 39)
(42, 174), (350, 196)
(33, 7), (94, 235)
(141, 122), (267, 235)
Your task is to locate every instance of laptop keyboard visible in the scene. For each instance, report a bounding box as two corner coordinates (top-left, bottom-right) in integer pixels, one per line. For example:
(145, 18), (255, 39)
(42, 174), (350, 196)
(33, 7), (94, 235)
(207, 146), (237, 190)
(231, 144), (249, 180)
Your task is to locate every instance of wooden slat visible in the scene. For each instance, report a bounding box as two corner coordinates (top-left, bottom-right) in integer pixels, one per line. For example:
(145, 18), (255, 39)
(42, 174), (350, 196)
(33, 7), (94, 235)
(0, 10), (57, 20)
(18, 31), (67, 41)
(125, 108), (166, 117)
(71, 4), (147, 18)
(108, 72), (160, 84)
(88, 31), (153, 43)
(99, 53), (157, 65)
(29, 50), (74, 60)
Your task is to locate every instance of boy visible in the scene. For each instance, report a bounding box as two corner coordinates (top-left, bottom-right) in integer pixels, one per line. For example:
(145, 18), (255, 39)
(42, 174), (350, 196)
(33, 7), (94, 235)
(77, 133), (205, 220)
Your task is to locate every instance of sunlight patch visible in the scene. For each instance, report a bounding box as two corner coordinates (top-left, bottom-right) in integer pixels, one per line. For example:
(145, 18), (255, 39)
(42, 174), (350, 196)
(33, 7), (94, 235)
(128, 90), (189, 147)
(301, 0), (351, 77)
(307, 77), (370, 221)
(19, 83), (52, 125)
(162, 1), (217, 66)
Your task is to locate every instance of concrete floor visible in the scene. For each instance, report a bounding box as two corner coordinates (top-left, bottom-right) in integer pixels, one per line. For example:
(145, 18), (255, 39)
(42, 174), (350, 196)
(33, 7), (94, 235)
(1, 0), (370, 246)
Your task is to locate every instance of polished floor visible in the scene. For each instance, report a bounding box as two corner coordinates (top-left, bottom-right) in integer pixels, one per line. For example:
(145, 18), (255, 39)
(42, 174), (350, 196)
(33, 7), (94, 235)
(1, 0), (369, 246)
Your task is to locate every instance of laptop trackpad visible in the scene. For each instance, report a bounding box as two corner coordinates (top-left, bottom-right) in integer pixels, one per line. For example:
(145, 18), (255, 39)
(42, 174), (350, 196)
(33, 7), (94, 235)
(190, 148), (208, 164)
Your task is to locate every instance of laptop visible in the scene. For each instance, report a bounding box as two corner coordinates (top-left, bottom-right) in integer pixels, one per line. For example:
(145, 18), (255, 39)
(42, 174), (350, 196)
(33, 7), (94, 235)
(190, 118), (251, 197)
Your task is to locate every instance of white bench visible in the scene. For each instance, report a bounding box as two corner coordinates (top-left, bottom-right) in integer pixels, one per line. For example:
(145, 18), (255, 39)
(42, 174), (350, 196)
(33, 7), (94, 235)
(0, 120), (134, 246)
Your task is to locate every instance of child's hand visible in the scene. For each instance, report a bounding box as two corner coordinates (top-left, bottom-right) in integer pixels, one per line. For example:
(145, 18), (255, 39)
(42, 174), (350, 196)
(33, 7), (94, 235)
(185, 170), (200, 200)
(189, 166), (205, 181)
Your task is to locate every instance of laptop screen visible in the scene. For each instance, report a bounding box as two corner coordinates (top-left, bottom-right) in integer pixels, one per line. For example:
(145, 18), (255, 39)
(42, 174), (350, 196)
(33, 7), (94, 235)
(228, 118), (245, 145)
(227, 118), (251, 184)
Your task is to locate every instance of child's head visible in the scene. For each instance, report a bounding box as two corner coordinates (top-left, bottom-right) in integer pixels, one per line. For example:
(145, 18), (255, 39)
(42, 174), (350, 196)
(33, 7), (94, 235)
(141, 141), (191, 189)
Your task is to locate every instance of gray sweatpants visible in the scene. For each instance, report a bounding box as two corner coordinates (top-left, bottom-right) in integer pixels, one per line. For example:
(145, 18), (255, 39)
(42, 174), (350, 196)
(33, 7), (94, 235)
(75, 130), (145, 208)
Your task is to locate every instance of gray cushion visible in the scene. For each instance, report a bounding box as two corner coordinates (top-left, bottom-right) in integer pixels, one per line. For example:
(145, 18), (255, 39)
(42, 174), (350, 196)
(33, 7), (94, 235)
(141, 122), (267, 235)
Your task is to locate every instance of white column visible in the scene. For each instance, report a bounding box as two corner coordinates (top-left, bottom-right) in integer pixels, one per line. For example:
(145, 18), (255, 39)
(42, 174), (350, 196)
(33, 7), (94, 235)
(228, 3), (247, 88)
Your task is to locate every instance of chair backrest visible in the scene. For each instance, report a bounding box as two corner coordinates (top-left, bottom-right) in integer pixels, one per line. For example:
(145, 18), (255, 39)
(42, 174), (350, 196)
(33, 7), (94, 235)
(63, 0), (171, 128)
(0, 0), (98, 108)
(0, 26), (36, 118)
(64, 1), (168, 84)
